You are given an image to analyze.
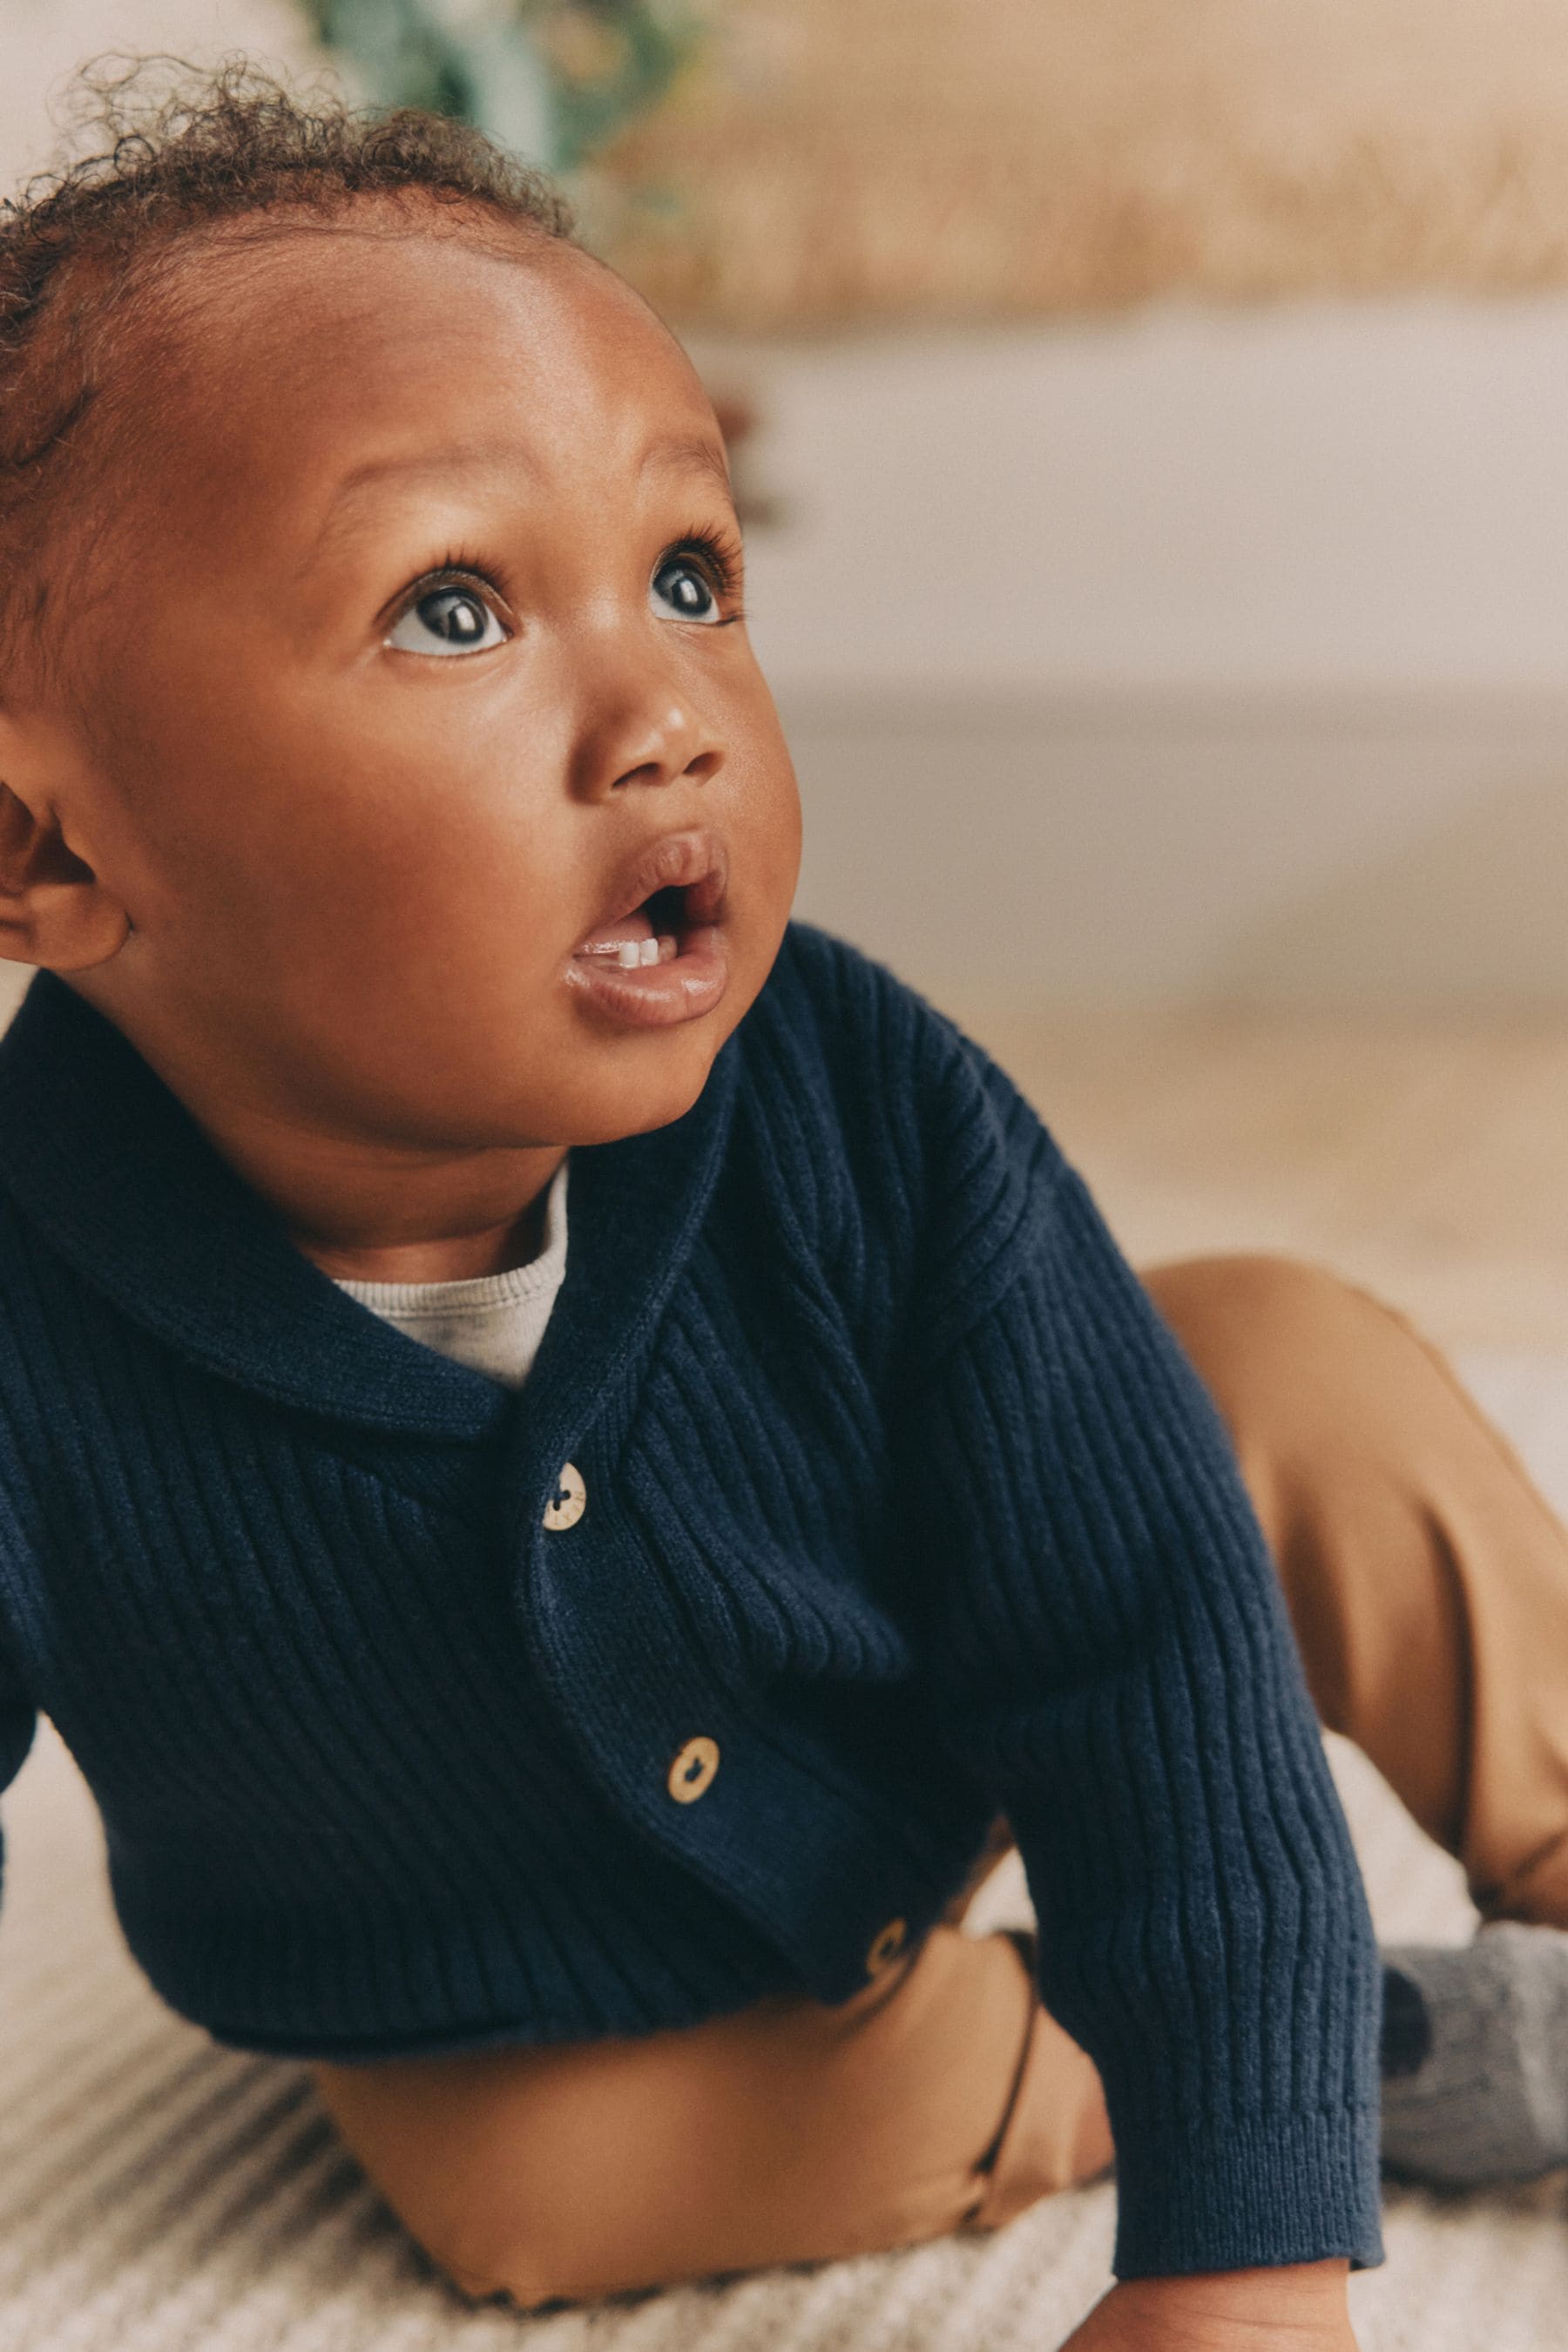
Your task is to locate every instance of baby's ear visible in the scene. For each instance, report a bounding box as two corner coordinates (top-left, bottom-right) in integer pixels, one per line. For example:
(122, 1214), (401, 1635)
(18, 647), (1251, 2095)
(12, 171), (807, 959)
(0, 722), (130, 973)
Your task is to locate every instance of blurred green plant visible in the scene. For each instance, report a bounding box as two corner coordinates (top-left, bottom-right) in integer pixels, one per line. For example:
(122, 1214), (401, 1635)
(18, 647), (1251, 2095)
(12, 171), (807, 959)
(303, 0), (704, 174)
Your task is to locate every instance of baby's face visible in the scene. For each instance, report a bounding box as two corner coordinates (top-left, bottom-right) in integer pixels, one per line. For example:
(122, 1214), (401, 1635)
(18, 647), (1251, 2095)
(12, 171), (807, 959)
(48, 215), (801, 1149)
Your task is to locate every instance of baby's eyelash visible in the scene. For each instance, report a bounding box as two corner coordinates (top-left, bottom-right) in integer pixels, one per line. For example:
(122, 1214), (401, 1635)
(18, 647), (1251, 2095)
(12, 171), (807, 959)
(664, 527), (746, 608)
(426, 551), (506, 598)
(389, 551), (509, 618)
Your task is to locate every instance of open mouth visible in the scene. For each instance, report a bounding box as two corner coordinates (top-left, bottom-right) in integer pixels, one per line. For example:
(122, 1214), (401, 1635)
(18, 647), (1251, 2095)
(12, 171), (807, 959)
(567, 829), (732, 1028)
(572, 882), (692, 970)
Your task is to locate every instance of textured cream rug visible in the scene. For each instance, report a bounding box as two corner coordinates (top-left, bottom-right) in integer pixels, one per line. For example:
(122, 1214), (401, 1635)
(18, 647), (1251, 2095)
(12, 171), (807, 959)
(1, 1355), (1566, 2349)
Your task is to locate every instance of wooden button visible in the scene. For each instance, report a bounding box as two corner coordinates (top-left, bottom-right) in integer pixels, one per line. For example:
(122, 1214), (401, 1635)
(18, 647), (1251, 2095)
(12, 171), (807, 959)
(542, 1463), (586, 1532)
(666, 1735), (720, 1803)
(866, 1916), (909, 1976)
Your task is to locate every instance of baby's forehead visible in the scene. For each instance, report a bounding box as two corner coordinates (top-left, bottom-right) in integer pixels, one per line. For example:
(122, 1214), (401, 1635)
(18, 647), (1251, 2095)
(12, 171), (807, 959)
(100, 220), (696, 537)
(152, 217), (687, 440)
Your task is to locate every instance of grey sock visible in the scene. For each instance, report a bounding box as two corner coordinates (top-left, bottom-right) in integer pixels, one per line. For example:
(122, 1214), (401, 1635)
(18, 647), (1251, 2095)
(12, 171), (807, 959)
(1379, 1924), (1568, 2186)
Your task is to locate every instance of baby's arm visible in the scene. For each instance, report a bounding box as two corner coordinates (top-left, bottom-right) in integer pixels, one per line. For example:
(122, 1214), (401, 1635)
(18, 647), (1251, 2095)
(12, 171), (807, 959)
(890, 1051), (1381, 2327)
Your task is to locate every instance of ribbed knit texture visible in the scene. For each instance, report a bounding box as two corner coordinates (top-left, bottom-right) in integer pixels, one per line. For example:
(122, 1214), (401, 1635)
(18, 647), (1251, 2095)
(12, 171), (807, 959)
(0, 925), (1382, 2279)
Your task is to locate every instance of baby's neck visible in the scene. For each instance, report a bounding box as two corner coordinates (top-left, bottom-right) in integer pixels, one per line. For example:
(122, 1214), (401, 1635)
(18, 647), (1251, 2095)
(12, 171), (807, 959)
(294, 1161), (563, 1285)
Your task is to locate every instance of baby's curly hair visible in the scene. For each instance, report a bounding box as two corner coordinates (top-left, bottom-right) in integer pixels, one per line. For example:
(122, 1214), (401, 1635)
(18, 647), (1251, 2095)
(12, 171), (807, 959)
(0, 53), (575, 693)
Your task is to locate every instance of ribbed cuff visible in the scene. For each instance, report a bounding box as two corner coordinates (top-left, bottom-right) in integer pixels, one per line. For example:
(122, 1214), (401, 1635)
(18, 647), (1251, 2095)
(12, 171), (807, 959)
(1111, 2104), (1384, 2280)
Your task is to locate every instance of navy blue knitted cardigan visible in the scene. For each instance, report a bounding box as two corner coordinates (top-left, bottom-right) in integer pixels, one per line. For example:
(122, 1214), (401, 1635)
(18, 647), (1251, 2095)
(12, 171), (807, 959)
(0, 926), (1381, 2278)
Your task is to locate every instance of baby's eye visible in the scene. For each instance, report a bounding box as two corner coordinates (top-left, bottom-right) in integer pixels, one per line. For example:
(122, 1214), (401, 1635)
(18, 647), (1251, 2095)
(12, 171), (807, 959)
(650, 553), (722, 625)
(385, 584), (508, 656)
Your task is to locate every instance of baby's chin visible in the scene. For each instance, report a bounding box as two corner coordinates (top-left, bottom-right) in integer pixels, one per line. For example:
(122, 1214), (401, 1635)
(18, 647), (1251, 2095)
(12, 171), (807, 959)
(404, 1016), (731, 1155)
(517, 940), (777, 1147)
(525, 1029), (731, 1149)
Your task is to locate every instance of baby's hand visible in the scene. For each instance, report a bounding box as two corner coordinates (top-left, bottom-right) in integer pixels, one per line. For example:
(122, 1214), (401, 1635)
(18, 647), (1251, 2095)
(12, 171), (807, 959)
(1059, 2261), (1357, 2352)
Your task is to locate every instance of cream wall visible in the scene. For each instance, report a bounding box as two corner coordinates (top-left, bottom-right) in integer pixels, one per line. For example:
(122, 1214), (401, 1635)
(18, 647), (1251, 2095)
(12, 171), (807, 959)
(711, 301), (1568, 1009)
(722, 302), (1568, 695)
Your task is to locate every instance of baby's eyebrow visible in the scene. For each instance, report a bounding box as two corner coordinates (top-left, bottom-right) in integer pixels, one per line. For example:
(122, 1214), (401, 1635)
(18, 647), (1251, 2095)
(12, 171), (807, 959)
(636, 434), (733, 499)
(302, 433), (733, 568)
(307, 445), (520, 560)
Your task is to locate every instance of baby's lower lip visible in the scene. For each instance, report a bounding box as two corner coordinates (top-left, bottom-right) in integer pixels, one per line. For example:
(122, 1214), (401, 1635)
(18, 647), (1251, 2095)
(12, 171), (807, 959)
(566, 920), (729, 1028)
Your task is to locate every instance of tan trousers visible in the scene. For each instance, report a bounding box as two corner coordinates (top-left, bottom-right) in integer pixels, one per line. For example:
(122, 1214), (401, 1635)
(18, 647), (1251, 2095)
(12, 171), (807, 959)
(311, 1254), (1568, 2311)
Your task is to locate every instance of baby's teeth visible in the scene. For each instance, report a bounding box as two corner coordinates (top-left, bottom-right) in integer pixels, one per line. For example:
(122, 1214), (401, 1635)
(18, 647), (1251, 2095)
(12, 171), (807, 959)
(658, 935), (678, 963)
(617, 941), (640, 970)
(639, 936), (659, 967)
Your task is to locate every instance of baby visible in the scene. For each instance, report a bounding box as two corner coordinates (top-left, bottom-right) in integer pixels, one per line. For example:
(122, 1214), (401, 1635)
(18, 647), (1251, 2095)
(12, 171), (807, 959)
(3, 62), (1568, 2352)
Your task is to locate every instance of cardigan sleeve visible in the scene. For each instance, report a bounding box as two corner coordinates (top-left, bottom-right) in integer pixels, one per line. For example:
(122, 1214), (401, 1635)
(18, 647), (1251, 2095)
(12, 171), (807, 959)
(889, 1047), (1383, 2280)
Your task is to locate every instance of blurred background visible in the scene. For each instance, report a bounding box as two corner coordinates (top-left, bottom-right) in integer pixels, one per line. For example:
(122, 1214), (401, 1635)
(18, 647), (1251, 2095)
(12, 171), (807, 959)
(8, 0), (1568, 1346)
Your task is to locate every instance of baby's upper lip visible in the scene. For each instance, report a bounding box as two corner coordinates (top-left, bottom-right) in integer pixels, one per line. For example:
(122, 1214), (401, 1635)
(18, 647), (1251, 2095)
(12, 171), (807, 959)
(573, 826), (730, 950)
